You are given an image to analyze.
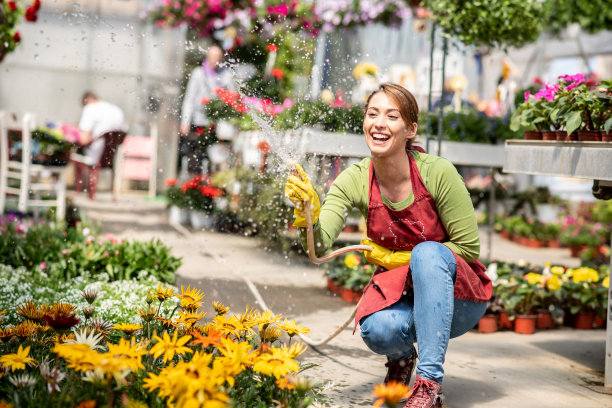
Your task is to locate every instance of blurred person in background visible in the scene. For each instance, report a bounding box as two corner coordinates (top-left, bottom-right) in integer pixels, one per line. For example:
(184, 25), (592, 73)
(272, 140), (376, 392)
(179, 44), (234, 174)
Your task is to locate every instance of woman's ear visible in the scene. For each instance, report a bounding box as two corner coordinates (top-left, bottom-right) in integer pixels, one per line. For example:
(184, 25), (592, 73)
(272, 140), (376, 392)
(406, 122), (418, 140)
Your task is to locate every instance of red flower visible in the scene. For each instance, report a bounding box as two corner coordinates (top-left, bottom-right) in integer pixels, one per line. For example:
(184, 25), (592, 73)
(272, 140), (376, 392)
(201, 97), (211, 104)
(266, 44), (278, 53)
(33, 0), (41, 11)
(43, 314), (80, 332)
(12, 31), (21, 42)
(257, 140), (271, 153)
(8, 1), (17, 12)
(25, 6), (38, 22)
(270, 68), (284, 79)
(195, 126), (204, 135)
(165, 178), (178, 186)
(199, 185), (223, 198)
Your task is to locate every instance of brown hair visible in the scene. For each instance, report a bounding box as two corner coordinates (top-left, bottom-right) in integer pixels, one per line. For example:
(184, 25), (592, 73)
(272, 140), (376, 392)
(365, 83), (419, 148)
(81, 91), (98, 107)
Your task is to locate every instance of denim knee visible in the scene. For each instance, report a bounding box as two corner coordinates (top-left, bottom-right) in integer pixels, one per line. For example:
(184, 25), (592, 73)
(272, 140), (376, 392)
(411, 241), (456, 282)
(360, 306), (415, 359)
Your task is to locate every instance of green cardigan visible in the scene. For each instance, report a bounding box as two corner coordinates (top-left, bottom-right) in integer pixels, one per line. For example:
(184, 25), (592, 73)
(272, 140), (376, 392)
(299, 150), (480, 263)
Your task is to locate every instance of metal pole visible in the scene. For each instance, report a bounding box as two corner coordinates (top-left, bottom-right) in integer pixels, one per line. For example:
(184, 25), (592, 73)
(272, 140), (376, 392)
(436, 37), (448, 157)
(606, 228), (612, 388)
(425, 23), (436, 153)
(487, 168), (495, 263)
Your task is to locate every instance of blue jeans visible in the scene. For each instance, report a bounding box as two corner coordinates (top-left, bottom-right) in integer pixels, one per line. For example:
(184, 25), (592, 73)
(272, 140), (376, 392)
(360, 241), (486, 384)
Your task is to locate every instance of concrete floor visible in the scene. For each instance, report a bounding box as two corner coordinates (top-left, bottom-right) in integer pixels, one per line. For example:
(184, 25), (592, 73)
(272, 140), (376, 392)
(72, 191), (611, 408)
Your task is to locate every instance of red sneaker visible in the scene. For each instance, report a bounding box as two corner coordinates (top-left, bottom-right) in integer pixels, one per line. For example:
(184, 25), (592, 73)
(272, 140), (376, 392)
(403, 374), (442, 408)
(384, 351), (418, 386)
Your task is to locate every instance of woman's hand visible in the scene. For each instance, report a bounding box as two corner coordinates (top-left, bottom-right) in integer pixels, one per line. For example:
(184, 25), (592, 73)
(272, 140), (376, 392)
(362, 238), (412, 270)
(284, 163), (321, 228)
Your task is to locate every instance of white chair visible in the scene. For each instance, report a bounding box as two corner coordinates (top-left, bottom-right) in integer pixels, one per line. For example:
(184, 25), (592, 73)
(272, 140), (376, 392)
(0, 112), (67, 221)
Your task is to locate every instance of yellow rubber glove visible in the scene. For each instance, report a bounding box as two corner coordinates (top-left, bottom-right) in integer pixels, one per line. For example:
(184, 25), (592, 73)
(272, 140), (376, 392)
(284, 163), (321, 228)
(362, 238), (412, 270)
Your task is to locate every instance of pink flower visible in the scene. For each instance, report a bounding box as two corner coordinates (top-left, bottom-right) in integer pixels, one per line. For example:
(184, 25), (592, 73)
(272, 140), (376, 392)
(268, 4), (289, 15)
(61, 249), (68, 255)
(524, 90), (531, 102)
(39, 262), (47, 270)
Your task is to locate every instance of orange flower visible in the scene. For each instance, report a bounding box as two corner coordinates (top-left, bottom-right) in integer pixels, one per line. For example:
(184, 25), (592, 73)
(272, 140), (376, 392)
(266, 44), (278, 53)
(165, 178), (178, 186)
(270, 68), (284, 79)
(190, 326), (224, 348)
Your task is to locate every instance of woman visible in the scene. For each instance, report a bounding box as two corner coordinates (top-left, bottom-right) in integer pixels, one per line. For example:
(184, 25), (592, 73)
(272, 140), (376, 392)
(285, 83), (492, 408)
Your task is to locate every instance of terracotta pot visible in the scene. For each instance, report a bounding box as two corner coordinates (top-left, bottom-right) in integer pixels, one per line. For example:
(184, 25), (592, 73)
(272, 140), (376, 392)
(548, 239), (562, 249)
(526, 238), (543, 248)
(555, 130), (568, 141)
(566, 132), (579, 141)
(500, 230), (511, 240)
(574, 310), (595, 330)
(542, 131), (557, 141)
(602, 132), (612, 142)
(577, 130), (602, 142)
(536, 310), (555, 330)
(569, 244), (586, 258)
(514, 315), (537, 335)
(478, 314), (498, 333)
(327, 278), (338, 293)
(595, 315), (607, 328)
(341, 287), (362, 303)
(499, 311), (513, 330)
(524, 130), (542, 140)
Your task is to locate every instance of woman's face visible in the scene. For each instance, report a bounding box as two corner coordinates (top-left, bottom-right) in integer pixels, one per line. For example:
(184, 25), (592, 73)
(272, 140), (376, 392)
(363, 92), (416, 158)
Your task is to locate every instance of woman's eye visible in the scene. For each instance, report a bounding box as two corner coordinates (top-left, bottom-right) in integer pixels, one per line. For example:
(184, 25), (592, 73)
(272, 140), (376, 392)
(388, 115), (398, 120)
(368, 113), (377, 118)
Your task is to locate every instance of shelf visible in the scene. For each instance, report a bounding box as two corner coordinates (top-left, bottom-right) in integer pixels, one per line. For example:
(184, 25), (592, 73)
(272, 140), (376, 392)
(503, 140), (612, 181)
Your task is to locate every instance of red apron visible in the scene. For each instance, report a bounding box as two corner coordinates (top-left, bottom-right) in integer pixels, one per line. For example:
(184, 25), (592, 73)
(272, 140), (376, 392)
(354, 149), (492, 329)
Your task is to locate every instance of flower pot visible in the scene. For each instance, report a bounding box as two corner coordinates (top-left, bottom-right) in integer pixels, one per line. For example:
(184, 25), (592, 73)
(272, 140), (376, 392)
(536, 310), (555, 330)
(555, 130), (567, 141)
(577, 130), (602, 142)
(574, 310), (595, 330)
(499, 311), (513, 330)
(602, 132), (612, 142)
(478, 314), (498, 333)
(524, 130), (542, 140)
(568, 244), (586, 258)
(542, 131), (557, 141)
(548, 239), (561, 249)
(341, 287), (362, 303)
(168, 206), (189, 225)
(500, 230), (511, 240)
(514, 315), (537, 335)
(595, 315), (607, 328)
(526, 238), (543, 248)
(190, 211), (215, 230)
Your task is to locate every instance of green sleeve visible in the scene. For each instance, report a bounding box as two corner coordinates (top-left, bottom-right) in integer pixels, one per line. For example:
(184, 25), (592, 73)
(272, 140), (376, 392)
(422, 155), (480, 262)
(298, 160), (370, 257)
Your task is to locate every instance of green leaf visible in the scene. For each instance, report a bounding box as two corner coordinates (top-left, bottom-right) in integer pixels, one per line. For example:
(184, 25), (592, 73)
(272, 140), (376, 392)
(565, 111), (582, 135)
(604, 117), (612, 133)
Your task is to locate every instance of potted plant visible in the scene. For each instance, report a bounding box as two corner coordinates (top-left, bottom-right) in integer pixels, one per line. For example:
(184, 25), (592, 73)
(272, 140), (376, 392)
(553, 75), (612, 140)
(534, 272), (563, 329)
(561, 266), (604, 329)
(180, 175), (224, 230)
(478, 293), (503, 333)
(165, 178), (189, 225)
(511, 82), (560, 139)
(497, 273), (542, 334)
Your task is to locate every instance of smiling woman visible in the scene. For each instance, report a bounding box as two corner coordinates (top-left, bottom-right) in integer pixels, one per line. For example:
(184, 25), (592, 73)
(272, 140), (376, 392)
(285, 82), (491, 408)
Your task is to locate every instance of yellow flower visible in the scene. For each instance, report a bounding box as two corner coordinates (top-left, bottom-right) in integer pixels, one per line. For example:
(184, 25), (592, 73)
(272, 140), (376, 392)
(254, 310), (280, 333)
(212, 301), (230, 315)
(551, 266), (565, 275)
(214, 339), (254, 386)
(0, 345), (36, 372)
(106, 337), (148, 372)
(16, 301), (44, 321)
(277, 318), (310, 337)
(603, 276), (609, 289)
(344, 253), (361, 269)
(524, 273), (542, 285)
(373, 381), (411, 407)
(253, 347), (300, 379)
(213, 314), (249, 338)
(176, 310), (206, 327)
(353, 62), (379, 80)
(178, 285), (204, 311)
(149, 331), (193, 363)
(113, 323), (143, 336)
(545, 275), (562, 291)
(284, 342), (307, 359)
(151, 284), (175, 301)
(261, 326), (282, 343)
